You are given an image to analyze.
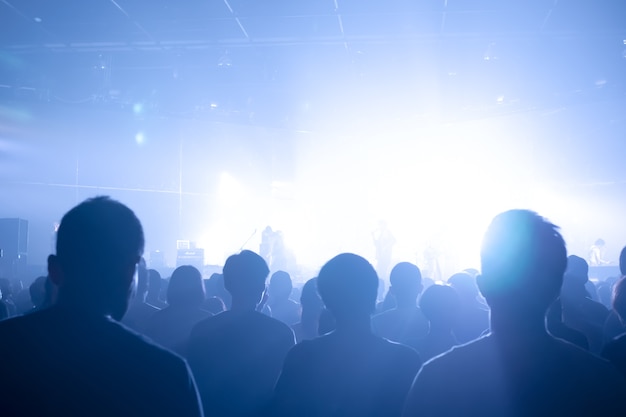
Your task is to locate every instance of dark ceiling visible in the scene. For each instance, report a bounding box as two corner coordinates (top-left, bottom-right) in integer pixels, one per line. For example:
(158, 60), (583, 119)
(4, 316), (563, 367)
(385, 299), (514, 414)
(1, 0), (625, 128)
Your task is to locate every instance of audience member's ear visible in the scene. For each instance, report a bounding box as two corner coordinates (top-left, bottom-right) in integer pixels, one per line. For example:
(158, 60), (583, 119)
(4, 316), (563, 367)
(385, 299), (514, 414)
(48, 255), (64, 287)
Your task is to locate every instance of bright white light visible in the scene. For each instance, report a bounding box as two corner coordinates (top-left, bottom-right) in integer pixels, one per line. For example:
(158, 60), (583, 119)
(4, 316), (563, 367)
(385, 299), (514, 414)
(133, 102), (144, 114)
(135, 132), (145, 145)
(218, 172), (244, 205)
(289, 118), (534, 277)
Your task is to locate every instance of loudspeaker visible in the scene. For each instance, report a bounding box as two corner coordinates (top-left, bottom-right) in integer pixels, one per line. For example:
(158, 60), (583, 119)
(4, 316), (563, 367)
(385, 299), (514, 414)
(176, 248), (204, 271)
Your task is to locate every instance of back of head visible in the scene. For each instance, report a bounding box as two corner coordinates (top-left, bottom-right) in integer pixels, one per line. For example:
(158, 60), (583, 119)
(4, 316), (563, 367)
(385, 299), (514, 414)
(478, 210), (566, 314)
(148, 269), (162, 296)
(300, 278), (323, 310)
(317, 253), (378, 321)
(613, 277), (626, 323)
(620, 246), (626, 277)
(269, 271), (293, 302)
(564, 255), (589, 286)
(389, 262), (422, 305)
(419, 284), (460, 326)
(51, 196), (144, 319)
(448, 272), (479, 302)
(167, 265), (205, 307)
(29, 276), (48, 307)
(223, 250), (269, 303)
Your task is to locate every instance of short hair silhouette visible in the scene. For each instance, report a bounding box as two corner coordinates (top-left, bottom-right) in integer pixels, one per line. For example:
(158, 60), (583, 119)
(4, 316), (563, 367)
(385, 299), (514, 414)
(565, 255), (589, 285)
(167, 265), (205, 307)
(620, 246), (626, 276)
(447, 272), (479, 299)
(478, 209), (566, 313)
(269, 271), (293, 300)
(55, 196), (144, 276)
(316, 253), (378, 319)
(50, 196), (144, 320)
(389, 262), (422, 305)
(223, 250), (269, 301)
(419, 284), (459, 326)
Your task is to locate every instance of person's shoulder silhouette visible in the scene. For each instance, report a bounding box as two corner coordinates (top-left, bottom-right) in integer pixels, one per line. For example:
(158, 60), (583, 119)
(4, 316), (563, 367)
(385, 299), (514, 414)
(602, 275), (626, 377)
(187, 250), (295, 417)
(145, 265), (211, 355)
(270, 253), (421, 417)
(371, 262), (429, 344)
(0, 196), (202, 417)
(403, 210), (626, 417)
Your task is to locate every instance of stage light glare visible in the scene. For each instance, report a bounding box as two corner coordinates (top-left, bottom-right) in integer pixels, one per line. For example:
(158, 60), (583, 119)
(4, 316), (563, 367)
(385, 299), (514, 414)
(135, 132), (145, 145)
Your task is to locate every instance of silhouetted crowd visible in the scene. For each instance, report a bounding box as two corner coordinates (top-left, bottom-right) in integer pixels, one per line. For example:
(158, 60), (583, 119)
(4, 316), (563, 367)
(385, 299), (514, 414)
(1, 196), (626, 416)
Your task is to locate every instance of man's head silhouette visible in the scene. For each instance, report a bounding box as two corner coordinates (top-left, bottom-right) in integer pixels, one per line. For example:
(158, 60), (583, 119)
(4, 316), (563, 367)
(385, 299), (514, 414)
(389, 262), (422, 308)
(48, 196), (144, 320)
(317, 253), (378, 323)
(477, 210), (567, 324)
(269, 271), (293, 302)
(223, 250), (269, 309)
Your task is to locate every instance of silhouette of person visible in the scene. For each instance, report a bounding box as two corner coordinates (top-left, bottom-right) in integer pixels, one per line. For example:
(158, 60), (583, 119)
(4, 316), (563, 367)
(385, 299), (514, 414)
(268, 270), (301, 326)
(121, 257), (160, 332)
(269, 253), (422, 417)
(146, 269), (168, 309)
(403, 210), (626, 417)
(28, 276), (49, 312)
(371, 262), (429, 344)
(602, 275), (626, 377)
(589, 238), (610, 266)
(0, 196), (203, 416)
(561, 255), (609, 353)
(408, 284), (460, 362)
(447, 271), (489, 343)
(603, 247), (626, 343)
(186, 250), (295, 417)
(144, 265), (212, 355)
(292, 278), (324, 342)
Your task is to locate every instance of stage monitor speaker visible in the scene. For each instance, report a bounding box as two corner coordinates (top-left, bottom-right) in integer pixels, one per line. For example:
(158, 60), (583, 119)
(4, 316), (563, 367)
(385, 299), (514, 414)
(176, 248), (204, 271)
